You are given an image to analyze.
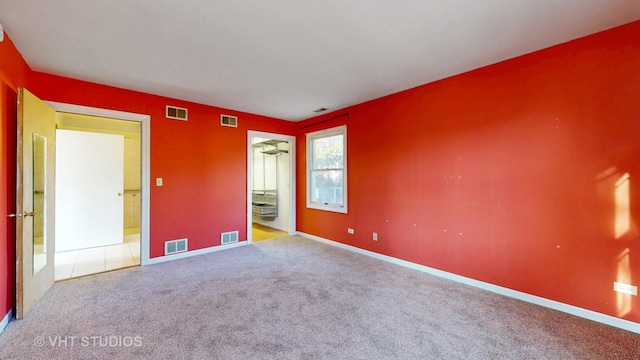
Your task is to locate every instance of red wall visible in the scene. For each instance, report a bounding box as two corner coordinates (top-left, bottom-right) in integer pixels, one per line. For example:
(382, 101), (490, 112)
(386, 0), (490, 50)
(30, 73), (296, 258)
(0, 34), (31, 319)
(297, 21), (640, 323)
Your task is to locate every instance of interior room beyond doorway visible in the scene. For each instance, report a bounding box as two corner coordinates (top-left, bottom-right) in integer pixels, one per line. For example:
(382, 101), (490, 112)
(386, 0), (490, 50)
(251, 137), (291, 242)
(53, 112), (141, 280)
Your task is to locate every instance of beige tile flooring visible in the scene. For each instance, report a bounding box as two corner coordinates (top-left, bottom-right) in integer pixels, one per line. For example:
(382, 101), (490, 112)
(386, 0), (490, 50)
(54, 234), (140, 281)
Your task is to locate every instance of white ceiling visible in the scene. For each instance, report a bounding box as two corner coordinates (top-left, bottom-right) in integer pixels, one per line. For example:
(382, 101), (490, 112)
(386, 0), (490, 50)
(1, 1), (639, 121)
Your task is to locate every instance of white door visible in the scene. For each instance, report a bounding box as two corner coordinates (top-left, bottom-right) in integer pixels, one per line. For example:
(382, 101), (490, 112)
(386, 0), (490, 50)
(55, 130), (124, 252)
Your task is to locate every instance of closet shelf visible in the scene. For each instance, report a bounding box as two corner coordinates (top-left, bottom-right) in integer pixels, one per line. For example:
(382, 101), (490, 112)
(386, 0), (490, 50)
(252, 139), (286, 148)
(252, 189), (277, 220)
(261, 149), (288, 155)
(252, 139), (288, 155)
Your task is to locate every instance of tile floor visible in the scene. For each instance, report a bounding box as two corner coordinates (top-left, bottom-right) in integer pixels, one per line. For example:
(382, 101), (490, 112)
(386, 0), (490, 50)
(54, 234), (140, 281)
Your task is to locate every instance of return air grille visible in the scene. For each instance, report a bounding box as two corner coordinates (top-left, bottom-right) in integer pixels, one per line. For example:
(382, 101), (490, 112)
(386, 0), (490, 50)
(166, 105), (188, 121)
(221, 114), (238, 127)
(221, 231), (239, 245)
(165, 238), (188, 255)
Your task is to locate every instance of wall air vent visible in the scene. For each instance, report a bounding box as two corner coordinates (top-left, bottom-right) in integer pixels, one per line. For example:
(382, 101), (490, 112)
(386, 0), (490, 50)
(165, 238), (188, 255)
(166, 105), (188, 121)
(221, 231), (239, 245)
(221, 114), (238, 128)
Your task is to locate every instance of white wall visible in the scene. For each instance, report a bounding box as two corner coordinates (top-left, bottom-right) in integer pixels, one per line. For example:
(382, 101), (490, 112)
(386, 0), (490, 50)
(253, 146), (266, 189)
(276, 148), (290, 230)
(55, 130), (124, 252)
(123, 137), (141, 230)
(55, 113), (141, 233)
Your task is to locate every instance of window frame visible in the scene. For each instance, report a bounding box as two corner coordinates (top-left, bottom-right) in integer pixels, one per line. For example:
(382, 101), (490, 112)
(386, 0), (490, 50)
(306, 125), (347, 213)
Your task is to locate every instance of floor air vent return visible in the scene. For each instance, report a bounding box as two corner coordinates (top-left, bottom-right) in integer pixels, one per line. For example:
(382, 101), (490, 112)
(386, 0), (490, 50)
(166, 105), (188, 121)
(165, 238), (188, 255)
(220, 114), (238, 127)
(221, 231), (239, 245)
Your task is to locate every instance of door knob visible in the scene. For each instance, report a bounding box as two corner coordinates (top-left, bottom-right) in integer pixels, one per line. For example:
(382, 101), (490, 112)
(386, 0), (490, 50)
(7, 211), (35, 218)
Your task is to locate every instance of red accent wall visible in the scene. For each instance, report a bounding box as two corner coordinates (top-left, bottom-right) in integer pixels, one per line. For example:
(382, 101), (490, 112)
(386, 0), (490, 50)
(0, 34), (31, 319)
(297, 21), (640, 322)
(30, 73), (296, 258)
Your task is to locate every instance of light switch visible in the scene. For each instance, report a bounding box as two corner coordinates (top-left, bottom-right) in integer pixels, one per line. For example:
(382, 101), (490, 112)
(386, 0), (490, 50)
(156, 177), (163, 186)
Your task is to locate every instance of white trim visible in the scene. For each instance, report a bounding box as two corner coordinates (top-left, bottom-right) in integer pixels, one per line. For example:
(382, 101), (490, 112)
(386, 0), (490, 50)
(46, 102), (149, 122)
(0, 309), (12, 335)
(306, 125), (347, 213)
(147, 241), (248, 265)
(44, 101), (151, 266)
(247, 131), (296, 244)
(298, 231), (640, 335)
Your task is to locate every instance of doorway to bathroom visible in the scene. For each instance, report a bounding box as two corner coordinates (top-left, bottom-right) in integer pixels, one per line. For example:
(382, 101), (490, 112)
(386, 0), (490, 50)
(247, 131), (296, 243)
(53, 112), (142, 280)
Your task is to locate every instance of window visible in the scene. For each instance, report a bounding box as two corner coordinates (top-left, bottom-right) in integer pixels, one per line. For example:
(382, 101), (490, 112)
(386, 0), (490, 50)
(306, 125), (347, 213)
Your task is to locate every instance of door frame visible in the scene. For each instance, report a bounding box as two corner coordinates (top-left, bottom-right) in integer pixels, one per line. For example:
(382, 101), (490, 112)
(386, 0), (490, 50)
(45, 101), (151, 265)
(247, 131), (296, 243)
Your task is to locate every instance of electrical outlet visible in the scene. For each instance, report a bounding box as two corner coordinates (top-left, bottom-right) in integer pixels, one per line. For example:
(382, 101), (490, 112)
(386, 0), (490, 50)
(156, 177), (163, 186)
(613, 282), (638, 296)
(373, 232), (378, 241)
(347, 228), (354, 234)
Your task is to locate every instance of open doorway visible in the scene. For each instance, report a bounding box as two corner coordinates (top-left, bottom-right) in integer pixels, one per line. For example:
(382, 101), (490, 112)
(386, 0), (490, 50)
(13, 92), (150, 317)
(247, 132), (296, 243)
(52, 113), (142, 280)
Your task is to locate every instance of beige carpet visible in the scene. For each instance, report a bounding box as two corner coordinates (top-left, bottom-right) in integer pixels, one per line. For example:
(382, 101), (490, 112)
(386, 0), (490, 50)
(0, 236), (638, 359)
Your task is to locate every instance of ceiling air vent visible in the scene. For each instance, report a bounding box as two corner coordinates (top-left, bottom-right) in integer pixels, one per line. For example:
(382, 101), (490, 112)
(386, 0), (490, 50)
(166, 105), (188, 121)
(221, 114), (238, 128)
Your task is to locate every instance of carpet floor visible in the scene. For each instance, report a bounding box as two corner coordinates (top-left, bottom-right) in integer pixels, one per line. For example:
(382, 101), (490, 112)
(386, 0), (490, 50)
(0, 236), (638, 359)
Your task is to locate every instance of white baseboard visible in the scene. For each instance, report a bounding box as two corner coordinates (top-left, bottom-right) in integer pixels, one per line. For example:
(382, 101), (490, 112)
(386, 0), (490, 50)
(0, 309), (12, 336)
(147, 240), (248, 265)
(298, 232), (640, 334)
